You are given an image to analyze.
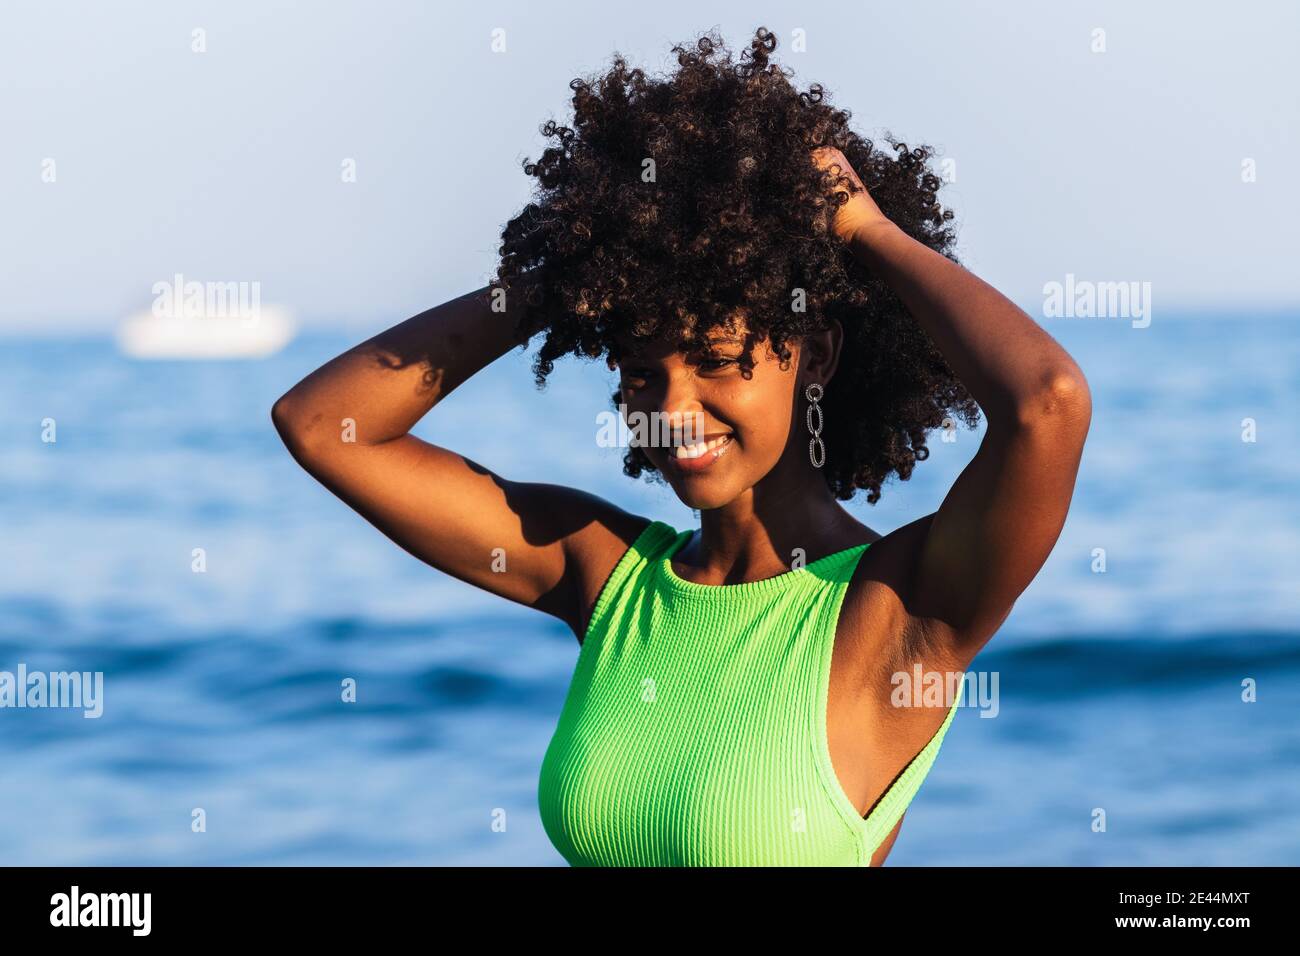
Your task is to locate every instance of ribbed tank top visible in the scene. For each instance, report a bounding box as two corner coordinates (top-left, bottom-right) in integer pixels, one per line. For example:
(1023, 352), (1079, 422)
(538, 519), (964, 866)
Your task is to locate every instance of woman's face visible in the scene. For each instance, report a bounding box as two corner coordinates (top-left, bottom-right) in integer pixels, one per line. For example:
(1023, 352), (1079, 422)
(612, 319), (833, 511)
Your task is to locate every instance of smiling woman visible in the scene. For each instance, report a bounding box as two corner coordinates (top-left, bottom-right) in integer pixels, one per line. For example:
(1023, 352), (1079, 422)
(501, 31), (984, 506)
(272, 24), (1089, 866)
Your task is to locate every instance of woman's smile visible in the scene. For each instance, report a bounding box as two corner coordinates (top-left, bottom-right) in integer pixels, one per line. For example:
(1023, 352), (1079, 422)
(665, 433), (734, 473)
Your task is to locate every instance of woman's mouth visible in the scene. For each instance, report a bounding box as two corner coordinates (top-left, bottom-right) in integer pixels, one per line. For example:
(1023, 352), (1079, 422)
(666, 434), (734, 474)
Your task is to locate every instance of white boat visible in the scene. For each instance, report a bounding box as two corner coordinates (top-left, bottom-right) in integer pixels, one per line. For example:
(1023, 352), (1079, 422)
(117, 304), (296, 359)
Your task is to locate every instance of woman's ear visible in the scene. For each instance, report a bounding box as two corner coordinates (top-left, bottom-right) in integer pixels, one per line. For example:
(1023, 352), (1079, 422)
(802, 319), (843, 386)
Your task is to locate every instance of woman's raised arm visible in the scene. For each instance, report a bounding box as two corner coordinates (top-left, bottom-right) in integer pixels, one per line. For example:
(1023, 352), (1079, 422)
(270, 285), (649, 640)
(814, 147), (1092, 661)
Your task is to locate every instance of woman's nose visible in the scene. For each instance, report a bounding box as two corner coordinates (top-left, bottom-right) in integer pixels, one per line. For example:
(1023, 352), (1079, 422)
(656, 397), (707, 445)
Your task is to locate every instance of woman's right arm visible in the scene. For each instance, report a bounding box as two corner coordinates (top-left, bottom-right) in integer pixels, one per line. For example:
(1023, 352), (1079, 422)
(270, 284), (649, 640)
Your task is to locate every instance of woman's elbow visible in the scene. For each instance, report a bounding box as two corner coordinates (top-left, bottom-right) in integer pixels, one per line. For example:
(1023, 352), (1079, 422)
(271, 391), (325, 457)
(1015, 365), (1092, 434)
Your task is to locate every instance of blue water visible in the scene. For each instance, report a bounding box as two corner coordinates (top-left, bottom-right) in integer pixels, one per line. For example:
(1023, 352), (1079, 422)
(1, 313), (1297, 865)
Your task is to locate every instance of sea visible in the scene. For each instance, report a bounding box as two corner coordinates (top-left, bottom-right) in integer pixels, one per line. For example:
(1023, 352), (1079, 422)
(1, 311), (1297, 865)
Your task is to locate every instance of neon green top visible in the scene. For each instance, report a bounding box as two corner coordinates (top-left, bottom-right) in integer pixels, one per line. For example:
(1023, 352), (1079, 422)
(538, 519), (964, 866)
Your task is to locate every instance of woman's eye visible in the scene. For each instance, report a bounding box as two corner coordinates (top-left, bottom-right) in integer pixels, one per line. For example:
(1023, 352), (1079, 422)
(699, 357), (737, 371)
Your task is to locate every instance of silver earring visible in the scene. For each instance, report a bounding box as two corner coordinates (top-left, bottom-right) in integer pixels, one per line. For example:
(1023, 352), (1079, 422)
(805, 382), (825, 468)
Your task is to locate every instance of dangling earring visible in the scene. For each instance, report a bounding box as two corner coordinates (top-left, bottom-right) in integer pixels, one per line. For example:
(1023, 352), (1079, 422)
(805, 382), (825, 469)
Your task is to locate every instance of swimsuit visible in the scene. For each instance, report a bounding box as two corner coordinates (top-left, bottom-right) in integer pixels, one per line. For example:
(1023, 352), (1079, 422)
(538, 519), (963, 865)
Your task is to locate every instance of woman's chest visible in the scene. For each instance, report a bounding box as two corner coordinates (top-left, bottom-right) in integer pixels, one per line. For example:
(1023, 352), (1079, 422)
(538, 628), (870, 865)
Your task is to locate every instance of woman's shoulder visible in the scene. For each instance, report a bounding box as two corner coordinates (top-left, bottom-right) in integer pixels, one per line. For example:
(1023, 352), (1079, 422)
(567, 511), (673, 642)
(839, 514), (973, 685)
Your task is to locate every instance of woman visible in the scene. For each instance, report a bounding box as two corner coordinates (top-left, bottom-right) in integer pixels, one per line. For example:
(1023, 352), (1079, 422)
(272, 27), (1090, 866)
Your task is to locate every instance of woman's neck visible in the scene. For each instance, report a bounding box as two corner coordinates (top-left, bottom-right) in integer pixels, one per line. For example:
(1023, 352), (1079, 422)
(678, 481), (871, 583)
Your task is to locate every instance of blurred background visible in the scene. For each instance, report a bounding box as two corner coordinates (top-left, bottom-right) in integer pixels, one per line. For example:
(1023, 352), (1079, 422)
(1, 1), (1296, 865)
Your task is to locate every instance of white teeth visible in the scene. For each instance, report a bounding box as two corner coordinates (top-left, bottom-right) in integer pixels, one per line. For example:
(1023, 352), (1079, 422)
(672, 435), (731, 459)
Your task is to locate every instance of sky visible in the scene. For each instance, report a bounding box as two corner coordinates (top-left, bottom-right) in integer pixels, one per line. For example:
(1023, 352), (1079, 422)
(1, 0), (1296, 331)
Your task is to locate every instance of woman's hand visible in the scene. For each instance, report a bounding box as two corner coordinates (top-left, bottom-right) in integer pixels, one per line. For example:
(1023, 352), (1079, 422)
(811, 145), (888, 243)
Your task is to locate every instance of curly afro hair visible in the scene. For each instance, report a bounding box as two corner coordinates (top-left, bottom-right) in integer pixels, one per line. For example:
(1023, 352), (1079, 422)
(493, 25), (980, 504)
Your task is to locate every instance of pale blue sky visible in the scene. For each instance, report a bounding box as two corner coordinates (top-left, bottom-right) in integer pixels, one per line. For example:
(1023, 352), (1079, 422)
(2, 0), (1295, 330)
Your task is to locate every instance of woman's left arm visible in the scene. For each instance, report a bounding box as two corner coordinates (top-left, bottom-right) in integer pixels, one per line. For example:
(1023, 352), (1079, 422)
(814, 148), (1092, 659)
